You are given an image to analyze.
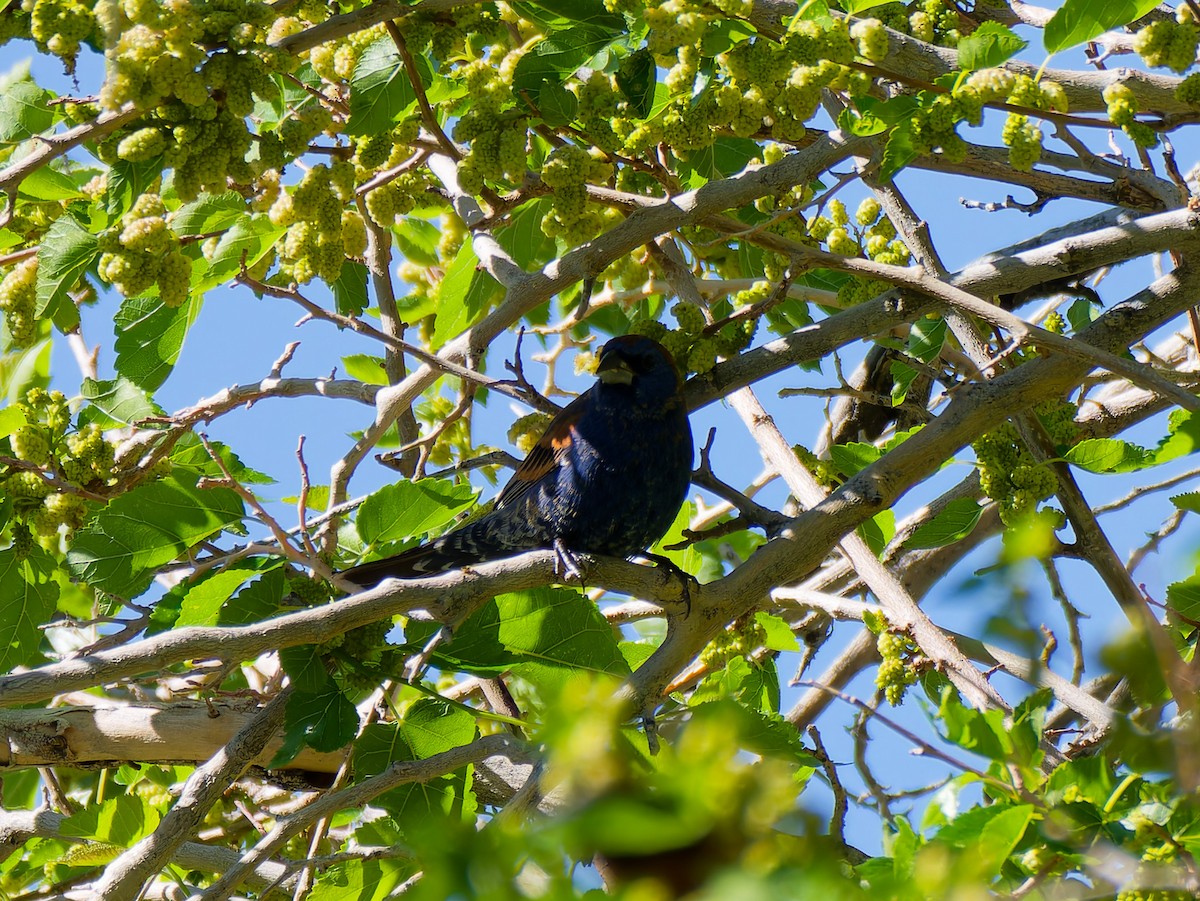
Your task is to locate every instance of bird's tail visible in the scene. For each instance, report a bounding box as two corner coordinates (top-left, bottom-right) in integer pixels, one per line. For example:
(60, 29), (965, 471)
(336, 518), (516, 588)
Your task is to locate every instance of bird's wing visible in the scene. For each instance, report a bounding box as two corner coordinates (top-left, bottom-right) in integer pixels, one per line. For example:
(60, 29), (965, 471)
(496, 393), (588, 510)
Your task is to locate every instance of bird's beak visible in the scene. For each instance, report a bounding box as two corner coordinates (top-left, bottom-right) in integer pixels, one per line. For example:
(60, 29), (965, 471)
(596, 352), (634, 385)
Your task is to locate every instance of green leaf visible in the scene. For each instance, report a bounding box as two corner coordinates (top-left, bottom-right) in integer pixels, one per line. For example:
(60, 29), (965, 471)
(513, 25), (618, 96)
(615, 48), (656, 118)
(35, 216), (97, 328)
(537, 81), (578, 126)
(280, 685), (360, 755)
(195, 214), (282, 293)
(18, 165), (83, 202)
(355, 699), (477, 774)
(1167, 572), (1200, 622)
(907, 316), (946, 363)
(113, 294), (202, 391)
(0, 337), (51, 404)
(496, 198), (556, 269)
(680, 136), (761, 186)
(955, 22), (1027, 71)
(1044, 0), (1160, 53)
(0, 547), (58, 672)
(938, 685), (1011, 760)
(65, 473), (245, 597)
(0, 404), (26, 438)
(354, 699), (478, 828)
(355, 479), (476, 546)
(839, 0), (897, 13)
(511, 0), (623, 28)
(905, 498), (984, 549)
(0, 80), (53, 143)
(879, 120), (918, 182)
(280, 644), (334, 693)
(1170, 491), (1200, 513)
(755, 611), (800, 652)
(59, 796), (160, 845)
(170, 191), (247, 236)
(309, 859), (407, 901)
(79, 376), (165, 428)
(858, 508), (894, 556)
(333, 260), (369, 317)
(347, 39), (430, 135)
(1154, 409), (1200, 464)
(341, 354), (389, 386)
(407, 586), (631, 676)
(1063, 438), (1153, 473)
(830, 441), (882, 477)
(394, 218), (441, 267)
(430, 242), (501, 350)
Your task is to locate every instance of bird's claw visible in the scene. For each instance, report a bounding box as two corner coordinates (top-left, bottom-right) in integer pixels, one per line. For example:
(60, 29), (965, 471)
(639, 552), (695, 615)
(553, 539), (586, 582)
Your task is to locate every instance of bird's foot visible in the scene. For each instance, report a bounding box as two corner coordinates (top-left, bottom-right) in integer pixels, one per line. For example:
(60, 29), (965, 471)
(553, 539), (586, 582)
(638, 552), (695, 615)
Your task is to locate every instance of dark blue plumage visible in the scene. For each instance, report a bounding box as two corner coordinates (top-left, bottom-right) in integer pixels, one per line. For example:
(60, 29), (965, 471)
(340, 335), (693, 586)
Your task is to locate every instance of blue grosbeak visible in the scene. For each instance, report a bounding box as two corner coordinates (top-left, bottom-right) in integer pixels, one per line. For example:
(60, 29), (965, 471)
(340, 335), (693, 586)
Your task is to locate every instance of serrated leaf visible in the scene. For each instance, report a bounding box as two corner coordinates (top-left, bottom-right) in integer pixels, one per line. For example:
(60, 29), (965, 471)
(755, 611), (800, 652)
(113, 294), (202, 390)
(956, 22), (1026, 71)
(406, 586), (631, 676)
(830, 441), (882, 477)
(35, 216), (96, 327)
(333, 260), (369, 317)
(171, 191), (246, 236)
(908, 316), (946, 363)
(839, 0), (896, 13)
(1044, 0), (1160, 54)
(60, 796), (160, 845)
(1154, 409), (1200, 464)
(195, 215), (282, 293)
(1063, 438), (1153, 473)
(0, 404), (26, 438)
(65, 473), (245, 598)
(1167, 573), (1200, 621)
(513, 25), (617, 96)
(616, 48), (656, 118)
(0, 79), (53, 142)
(18, 164), (83, 202)
(879, 119), (918, 182)
(308, 859), (406, 901)
(393, 217), (441, 267)
(79, 376), (164, 428)
(347, 39), (429, 135)
(1170, 491), (1200, 513)
(279, 685), (359, 757)
(430, 242), (501, 350)
(0, 547), (58, 672)
(356, 479), (476, 546)
(905, 497), (983, 549)
(341, 354), (389, 386)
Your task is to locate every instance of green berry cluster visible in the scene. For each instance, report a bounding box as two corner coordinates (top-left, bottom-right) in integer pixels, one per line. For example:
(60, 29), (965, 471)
(0, 257), (39, 348)
(539, 145), (618, 245)
(508, 411), (556, 455)
(1133, 8), (1200, 73)
(288, 572), (335, 606)
(1043, 311), (1066, 334)
(416, 394), (473, 467)
(973, 403), (1076, 526)
(809, 198), (910, 301)
(1103, 82), (1160, 148)
(1, 390), (123, 551)
(632, 293), (757, 376)
(97, 193), (192, 306)
(698, 616), (769, 670)
(876, 630), (920, 706)
(1001, 113), (1043, 172)
(269, 165), (361, 284)
(25, 0), (99, 71)
(453, 53), (530, 194)
(308, 23), (385, 84)
(905, 0), (961, 46)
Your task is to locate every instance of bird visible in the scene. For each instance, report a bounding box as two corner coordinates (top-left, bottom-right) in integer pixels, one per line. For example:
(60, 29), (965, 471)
(338, 334), (694, 587)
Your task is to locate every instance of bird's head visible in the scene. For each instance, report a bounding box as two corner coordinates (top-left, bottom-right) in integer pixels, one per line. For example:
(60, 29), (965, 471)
(595, 335), (683, 401)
